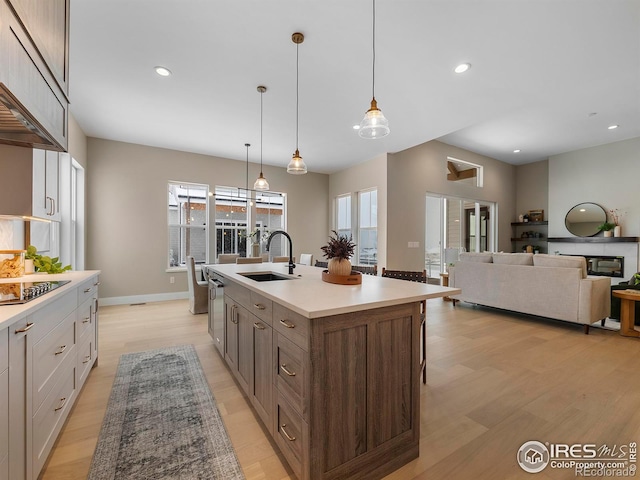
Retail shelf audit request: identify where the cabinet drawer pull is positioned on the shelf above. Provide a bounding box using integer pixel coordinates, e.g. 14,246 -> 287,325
15,322 -> 34,333
82,317 -> 90,324
253,322 -> 266,330
280,364 -> 296,376
254,303 -> 266,310
94,281 -> 101,286
84,288 -> 91,293
54,345 -> 67,355
83,355 -> 92,364
280,424 -> 296,442
54,397 -> 67,412
231,305 -> 238,324
279,319 -> 296,329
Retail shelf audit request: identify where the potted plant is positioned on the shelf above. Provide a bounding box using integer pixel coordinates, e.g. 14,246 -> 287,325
321,230 -> 356,276
25,245 -> 71,274
597,222 -> 616,237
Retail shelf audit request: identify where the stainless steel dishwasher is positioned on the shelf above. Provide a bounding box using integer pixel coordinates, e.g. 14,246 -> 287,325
208,272 -> 225,357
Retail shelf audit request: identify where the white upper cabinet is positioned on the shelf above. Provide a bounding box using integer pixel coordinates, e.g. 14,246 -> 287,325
32,149 -> 60,221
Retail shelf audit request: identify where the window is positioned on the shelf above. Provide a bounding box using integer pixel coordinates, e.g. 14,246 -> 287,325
446,157 -> 483,187
336,194 -> 352,239
168,182 -> 209,267
358,189 -> 377,265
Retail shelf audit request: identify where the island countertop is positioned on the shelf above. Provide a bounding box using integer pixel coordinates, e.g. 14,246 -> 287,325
207,262 -> 460,319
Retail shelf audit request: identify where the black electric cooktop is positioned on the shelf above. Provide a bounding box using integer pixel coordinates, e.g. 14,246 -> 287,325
0,280 -> 71,305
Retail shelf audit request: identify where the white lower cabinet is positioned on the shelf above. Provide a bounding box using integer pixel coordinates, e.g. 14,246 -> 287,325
4,272 -> 99,480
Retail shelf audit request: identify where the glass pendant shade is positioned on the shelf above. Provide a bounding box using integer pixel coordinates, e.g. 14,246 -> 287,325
359,97 -> 389,139
254,172 -> 269,190
287,149 -> 307,174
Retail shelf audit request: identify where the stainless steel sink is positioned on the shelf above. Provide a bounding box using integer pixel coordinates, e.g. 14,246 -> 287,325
238,272 -> 296,282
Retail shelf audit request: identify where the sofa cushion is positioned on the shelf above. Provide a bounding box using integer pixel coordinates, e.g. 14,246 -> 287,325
533,254 -> 587,278
459,252 -> 493,263
492,252 -> 534,266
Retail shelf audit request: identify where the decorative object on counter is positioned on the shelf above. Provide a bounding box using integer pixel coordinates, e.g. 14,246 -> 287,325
0,249 -> 25,277
321,269 -> 362,285
528,209 -> 544,222
523,213 -> 529,222
87,345 -> 245,480
26,244 -> 71,274
597,222 -> 615,237
518,214 -> 524,222
609,208 -> 625,237
614,225 -> 622,237
321,230 -> 356,276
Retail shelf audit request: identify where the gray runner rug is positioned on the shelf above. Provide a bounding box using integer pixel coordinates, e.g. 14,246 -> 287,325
88,344 -> 245,480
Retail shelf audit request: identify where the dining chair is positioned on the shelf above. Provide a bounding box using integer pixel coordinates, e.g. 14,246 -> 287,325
272,256 -> 295,263
236,257 -> 263,264
299,253 -> 313,266
218,253 -> 239,264
351,264 -> 378,276
314,260 -> 328,268
187,256 -> 208,315
381,268 -> 427,384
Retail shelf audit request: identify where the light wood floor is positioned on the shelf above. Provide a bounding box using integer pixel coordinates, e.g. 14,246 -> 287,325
40,299 -> 640,480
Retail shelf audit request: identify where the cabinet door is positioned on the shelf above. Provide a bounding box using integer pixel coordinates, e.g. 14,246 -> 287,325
235,305 -> 252,396
251,319 -> 272,433
32,149 -> 48,218
45,150 -> 59,220
0,328 -> 8,480
224,298 -> 238,372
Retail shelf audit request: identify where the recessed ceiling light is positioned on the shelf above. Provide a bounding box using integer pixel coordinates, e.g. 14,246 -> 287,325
513,149 -> 521,153
608,124 -> 619,130
454,63 -> 471,74
353,124 -> 361,130
154,66 -> 172,77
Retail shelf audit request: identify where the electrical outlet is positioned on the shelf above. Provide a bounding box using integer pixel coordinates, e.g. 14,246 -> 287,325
170,276 -> 175,284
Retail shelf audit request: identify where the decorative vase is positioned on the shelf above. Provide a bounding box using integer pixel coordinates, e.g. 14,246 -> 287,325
328,258 -> 352,276
614,225 -> 622,237
24,258 -> 34,274
251,242 -> 260,257
604,230 -> 613,237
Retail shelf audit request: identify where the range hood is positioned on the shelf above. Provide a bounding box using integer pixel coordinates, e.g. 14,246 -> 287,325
0,84 -> 63,151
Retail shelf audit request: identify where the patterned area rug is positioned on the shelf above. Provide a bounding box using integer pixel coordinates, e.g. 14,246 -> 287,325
88,345 -> 245,480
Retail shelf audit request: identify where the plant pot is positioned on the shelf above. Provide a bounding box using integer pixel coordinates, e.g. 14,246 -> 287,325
604,230 -> 613,237
251,242 -> 260,257
328,258 -> 352,276
614,225 -> 622,237
25,258 -> 34,274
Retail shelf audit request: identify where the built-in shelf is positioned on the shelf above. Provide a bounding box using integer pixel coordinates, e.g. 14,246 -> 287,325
548,237 -> 639,243
511,221 -> 548,226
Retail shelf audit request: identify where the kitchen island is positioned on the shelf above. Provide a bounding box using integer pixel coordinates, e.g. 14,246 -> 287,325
207,263 -> 459,480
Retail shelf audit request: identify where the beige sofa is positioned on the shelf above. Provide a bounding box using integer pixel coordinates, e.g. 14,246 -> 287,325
449,252 -> 610,333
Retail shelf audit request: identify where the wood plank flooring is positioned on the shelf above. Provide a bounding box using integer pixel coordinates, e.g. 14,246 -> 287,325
40,299 -> 640,480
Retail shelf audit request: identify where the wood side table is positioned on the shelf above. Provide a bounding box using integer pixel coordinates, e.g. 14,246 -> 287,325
612,290 -> 640,337
440,272 -> 451,302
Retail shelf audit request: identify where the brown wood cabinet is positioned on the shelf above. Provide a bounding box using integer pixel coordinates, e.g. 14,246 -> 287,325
217,277 -> 421,480
0,0 -> 69,150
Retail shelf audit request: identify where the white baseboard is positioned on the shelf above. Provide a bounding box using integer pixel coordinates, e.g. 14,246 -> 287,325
99,291 -> 189,306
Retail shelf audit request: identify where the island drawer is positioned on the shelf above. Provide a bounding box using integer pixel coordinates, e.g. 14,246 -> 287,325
225,281 -> 250,309
0,368 -> 7,479
273,303 -> 309,351
32,311 -> 76,412
77,275 -> 99,306
274,391 -> 308,480
29,289 -> 77,345
0,327 -> 7,372
250,291 -> 272,325
77,297 -> 94,341
274,333 -> 307,419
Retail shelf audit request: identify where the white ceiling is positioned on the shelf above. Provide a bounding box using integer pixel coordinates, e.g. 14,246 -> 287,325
69,0 -> 640,174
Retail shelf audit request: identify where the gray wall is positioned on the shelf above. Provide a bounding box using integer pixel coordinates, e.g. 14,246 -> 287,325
515,159 -> 548,221
549,137 -> 640,238
86,138 -> 329,299
387,140 -> 516,270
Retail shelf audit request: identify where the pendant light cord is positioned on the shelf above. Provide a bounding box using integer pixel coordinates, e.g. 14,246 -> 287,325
260,90 -> 264,173
296,42 -> 300,150
372,0 -> 376,99
245,143 -> 249,192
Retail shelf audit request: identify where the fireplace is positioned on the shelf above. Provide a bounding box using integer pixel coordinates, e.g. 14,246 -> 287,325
567,255 -> 624,278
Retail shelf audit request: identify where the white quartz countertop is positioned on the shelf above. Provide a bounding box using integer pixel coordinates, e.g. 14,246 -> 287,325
0,270 -> 100,329
208,263 -> 460,319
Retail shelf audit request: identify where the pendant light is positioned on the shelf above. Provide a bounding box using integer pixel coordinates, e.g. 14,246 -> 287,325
359,0 -> 389,139
287,32 -> 308,174
254,86 -> 269,191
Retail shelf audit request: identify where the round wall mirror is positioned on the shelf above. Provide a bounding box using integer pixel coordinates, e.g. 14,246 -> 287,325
565,202 -> 607,237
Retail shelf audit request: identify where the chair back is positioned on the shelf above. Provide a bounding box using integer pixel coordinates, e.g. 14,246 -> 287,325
236,257 -> 263,264
381,268 -> 427,283
314,260 -> 328,268
351,264 -> 378,276
186,256 -> 198,291
299,254 -> 313,266
272,256 -> 295,263
218,253 -> 240,264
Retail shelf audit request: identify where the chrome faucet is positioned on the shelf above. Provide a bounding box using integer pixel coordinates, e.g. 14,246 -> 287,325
266,230 -> 295,275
